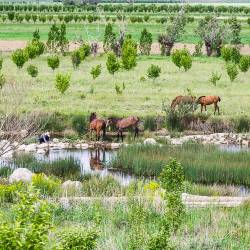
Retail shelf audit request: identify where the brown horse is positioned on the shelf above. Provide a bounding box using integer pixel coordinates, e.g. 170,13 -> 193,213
90,149 -> 105,170
89,112 -> 106,141
196,96 -> 221,115
107,116 -> 140,142
171,95 -> 196,112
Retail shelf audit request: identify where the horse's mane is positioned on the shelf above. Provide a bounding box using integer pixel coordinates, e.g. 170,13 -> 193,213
89,112 -> 97,122
197,96 -> 206,101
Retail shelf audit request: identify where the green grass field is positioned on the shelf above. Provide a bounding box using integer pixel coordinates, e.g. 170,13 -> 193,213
1,53 -> 250,118
0,20 -> 250,43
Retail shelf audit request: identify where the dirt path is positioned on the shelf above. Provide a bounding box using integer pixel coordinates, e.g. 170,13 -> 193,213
59,193 -> 250,208
1,40 -> 250,55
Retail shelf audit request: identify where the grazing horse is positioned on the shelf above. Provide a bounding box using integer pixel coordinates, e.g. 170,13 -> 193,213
107,116 -> 140,142
89,112 -> 106,141
196,96 -> 221,115
171,95 -> 196,112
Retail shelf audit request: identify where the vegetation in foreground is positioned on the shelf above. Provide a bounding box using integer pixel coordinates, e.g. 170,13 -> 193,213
110,143 -> 250,187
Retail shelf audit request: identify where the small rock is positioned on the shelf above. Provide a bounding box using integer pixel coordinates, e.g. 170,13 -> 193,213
9,168 -> 33,183
81,143 -> 89,149
143,138 -> 157,145
53,138 -> 59,143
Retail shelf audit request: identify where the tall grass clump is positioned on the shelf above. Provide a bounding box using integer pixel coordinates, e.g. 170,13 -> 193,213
110,144 -> 250,187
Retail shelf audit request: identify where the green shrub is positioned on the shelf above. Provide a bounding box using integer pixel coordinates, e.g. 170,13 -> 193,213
0,187 -> 52,248
71,114 -> 88,135
42,113 -> 67,132
55,73 -> 71,94
12,49 -> 28,69
172,49 -> 192,71
58,227 -> 99,250
221,47 -> 232,62
139,28 -> 152,55
106,52 -> 120,75
47,55 -> 60,71
231,47 -> 241,64
143,116 -> 157,131
90,64 -> 101,80
0,73 -> 5,89
0,182 -> 24,203
226,63 -> 238,82
27,64 -> 38,78
79,43 -> 91,60
31,40 -> 45,56
209,71 -> 221,86
239,56 -> 250,72
25,44 -> 38,59
32,173 -> 61,196
147,64 -> 161,81
121,37 -> 137,70
71,50 -> 81,69
221,46 -> 241,64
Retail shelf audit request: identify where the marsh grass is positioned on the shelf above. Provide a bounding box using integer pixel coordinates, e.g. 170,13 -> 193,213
110,144 -> 250,186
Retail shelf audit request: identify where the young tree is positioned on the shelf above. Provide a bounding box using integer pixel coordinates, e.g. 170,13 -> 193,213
172,49 -> 192,71
106,52 -> 120,75
239,56 -> 250,72
147,64 -> 161,81
55,73 -> 71,94
71,50 -> 81,69
158,7 -> 186,56
226,63 -> 238,82
139,28 -> 152,55
46,24 -> 69,54
12,49 -> 28,69
229,17 -> 241,45
47,55 -> 60,71
196,16 -> 229,56
103,23 -> 116,53
121,37 -> 137,70
90,64 -> 101,80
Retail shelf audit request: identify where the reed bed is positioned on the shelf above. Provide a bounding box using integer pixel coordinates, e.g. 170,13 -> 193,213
110,143 -> 250,187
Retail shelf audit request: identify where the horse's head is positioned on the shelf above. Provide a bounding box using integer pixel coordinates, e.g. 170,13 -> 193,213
106,117 -> 115,127
89,112 -> 97,122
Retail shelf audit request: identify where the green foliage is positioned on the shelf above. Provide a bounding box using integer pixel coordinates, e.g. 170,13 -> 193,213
147,64 -> 161,81
106,52 -> 120,75
0,187 -> 52,249
71,49 -> 81,69
47,55 -> 60,70
0,73 -> 5,89
209,71 -> 221,86
11,49 -> 28,69
32,173 -> 61,196
90,64 -> 101,80
58,227 -> 99,250
25,44 -> 38,59
0,182 -> 24,203
27,64 -> 38,78
229,17 -> 241,45
221,47 -> 232,62
139,28 -> 152,55
226,63 -> 238,82
46,23 -> 69,54
143,116 -> 157,131
55,73 -> 71,94
221,46 -> 241,64
103,23 -> 116,53
0,57 -> 3,71
79,43 -> 91,60
115,84 -> 123,94
247,18 -> 250,26
239,56 -> 250,72
172,49 -> 192,71
233,116 -> 250,133
71,114 -> 88,135
121,37 -> 137,70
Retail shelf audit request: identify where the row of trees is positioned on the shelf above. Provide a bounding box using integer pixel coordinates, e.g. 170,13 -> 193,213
1,3 -> 250,14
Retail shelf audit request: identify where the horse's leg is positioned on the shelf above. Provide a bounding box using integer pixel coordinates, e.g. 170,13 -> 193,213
121,131 -> 124,142
134,127 -> 139,139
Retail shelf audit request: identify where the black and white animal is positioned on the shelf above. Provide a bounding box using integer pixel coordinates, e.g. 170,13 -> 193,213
39,132 -> 50,144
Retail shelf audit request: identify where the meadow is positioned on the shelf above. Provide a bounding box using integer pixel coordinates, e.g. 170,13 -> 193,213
1,53 -> 250,119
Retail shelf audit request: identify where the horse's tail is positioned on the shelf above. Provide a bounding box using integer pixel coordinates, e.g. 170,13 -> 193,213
196,96 -> 205,104
218,96 -> 221,102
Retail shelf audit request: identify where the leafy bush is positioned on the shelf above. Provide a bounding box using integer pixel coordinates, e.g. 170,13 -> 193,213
32,173 -> 61,196
106,52 -> 120,75
172,49 -> 192,71
79,43 -> 91,60
139,28 -> 152,55
103,23 -> 116,53
239,56 -> 250,72
27,64 -> 38,78
221,47 -> 232,62
12,49 -> 28,69
90,64 -> 101,80
58,227 -> 99,250
0,187 -> 52,248
147,64 -> 161,81
25,44 -> 38,59
71,50 -> 81,69
71,114 -> 88,135
31,40 -> 45,56
55,73 -> 71,94
47,55 -> 60,71
0,182 -> 24,203
226,63 -> 238,82
221,46 -> 241,64
209,71 -> 221,86
121,37 -> 137,70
